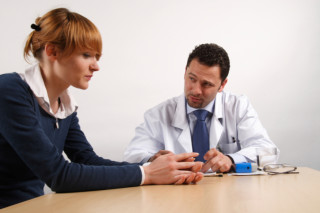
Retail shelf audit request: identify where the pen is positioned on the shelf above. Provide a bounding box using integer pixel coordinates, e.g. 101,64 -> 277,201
214,173 -> 223,177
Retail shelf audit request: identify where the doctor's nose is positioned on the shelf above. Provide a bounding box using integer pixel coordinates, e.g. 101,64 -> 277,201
192,83 -> 202,96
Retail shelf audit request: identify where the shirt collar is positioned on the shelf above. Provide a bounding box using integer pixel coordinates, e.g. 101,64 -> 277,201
21,64 -> 78,118
186,98 -> 215,114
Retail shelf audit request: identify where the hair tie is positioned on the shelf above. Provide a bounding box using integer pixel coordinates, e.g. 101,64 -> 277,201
31,23 -> 41,31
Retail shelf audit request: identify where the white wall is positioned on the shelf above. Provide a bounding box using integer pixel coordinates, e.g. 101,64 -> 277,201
1,0 -> 319,170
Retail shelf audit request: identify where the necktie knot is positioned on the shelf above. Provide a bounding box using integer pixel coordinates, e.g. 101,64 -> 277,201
193,110 -> 209,121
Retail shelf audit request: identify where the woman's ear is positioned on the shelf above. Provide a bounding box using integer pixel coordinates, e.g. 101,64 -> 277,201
44,43 -> 58,61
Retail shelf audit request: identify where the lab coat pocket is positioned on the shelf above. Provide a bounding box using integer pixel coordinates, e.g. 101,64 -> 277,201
219,142 -> 239,154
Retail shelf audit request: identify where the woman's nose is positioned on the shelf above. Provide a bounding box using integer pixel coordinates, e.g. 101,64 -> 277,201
90,61 -> 99,72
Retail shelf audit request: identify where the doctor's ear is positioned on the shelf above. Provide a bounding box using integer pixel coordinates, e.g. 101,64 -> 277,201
218,78 -> 228,92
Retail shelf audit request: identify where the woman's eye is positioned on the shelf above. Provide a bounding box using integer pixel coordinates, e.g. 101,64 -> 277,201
83,53 -> 91,58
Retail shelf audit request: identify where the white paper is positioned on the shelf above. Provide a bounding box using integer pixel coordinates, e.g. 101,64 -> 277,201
228,171 -> 266,176
203,172 -> 218,177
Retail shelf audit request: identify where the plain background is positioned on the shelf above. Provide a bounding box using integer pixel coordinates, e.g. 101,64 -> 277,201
1,0 -> 319,174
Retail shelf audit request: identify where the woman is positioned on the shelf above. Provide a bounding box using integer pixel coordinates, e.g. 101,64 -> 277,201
0,8 -> 203,208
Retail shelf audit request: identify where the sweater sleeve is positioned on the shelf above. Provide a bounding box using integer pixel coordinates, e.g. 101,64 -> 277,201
0,74 -> 142,193
64,113 -> 140,167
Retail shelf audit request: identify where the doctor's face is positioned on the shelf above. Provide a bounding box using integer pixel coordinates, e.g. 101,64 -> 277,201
184,59 -> 227,108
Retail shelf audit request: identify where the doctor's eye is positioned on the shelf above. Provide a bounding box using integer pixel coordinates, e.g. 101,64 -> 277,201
189,76 -> 196,82
202,82 -> 214,88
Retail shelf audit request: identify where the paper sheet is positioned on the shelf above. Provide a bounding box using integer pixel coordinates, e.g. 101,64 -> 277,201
228,171 -> 266,176
204,172 -> 219,177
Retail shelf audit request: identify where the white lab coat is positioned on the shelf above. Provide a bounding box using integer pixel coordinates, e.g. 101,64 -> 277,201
124,91 -> 279,164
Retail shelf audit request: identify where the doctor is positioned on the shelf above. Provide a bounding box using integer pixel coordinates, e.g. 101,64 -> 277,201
124,43 -> 279,173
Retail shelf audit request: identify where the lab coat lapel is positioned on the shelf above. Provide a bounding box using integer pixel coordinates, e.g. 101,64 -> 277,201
171,95 -> 193,153
209,92 -> 223,148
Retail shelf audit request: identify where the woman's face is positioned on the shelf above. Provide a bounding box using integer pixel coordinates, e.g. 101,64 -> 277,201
54,49 -> 100,90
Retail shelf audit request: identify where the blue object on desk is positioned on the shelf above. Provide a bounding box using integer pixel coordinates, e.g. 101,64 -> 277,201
235,163 -> 257,173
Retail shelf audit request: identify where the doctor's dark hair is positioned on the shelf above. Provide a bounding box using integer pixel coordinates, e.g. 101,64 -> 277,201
186,43 -> 230,82
24,8 -> 102,62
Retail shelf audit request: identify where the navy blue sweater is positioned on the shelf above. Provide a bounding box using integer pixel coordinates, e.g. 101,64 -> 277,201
0,73 -> 142,208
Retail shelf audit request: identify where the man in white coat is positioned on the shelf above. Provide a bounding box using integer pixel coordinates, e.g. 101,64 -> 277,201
124,43 -> 279,173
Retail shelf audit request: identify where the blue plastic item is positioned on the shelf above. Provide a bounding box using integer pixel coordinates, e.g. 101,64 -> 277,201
235,163 -> 257,173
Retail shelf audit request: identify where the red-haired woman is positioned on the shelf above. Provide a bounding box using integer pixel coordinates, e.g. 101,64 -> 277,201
0,8 -> 203,208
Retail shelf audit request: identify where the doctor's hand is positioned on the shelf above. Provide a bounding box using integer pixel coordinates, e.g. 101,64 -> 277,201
201,148 -> 233,173
148,150 -> 173,162
143,152 -> 203,185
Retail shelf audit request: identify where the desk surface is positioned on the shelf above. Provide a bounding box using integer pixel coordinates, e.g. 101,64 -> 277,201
1,167 -> 320,213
